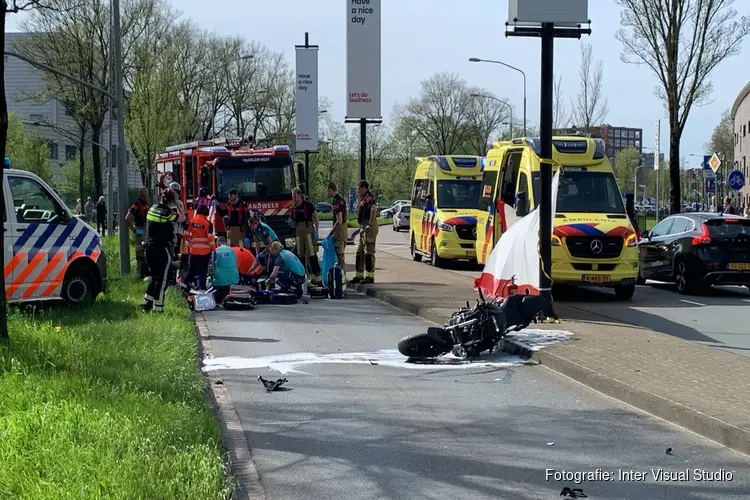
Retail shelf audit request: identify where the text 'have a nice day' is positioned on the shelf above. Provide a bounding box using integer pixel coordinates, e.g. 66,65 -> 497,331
350,0 -> 374,25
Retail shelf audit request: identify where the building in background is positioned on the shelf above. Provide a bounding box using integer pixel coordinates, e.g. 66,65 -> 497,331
731,80 -> 750,206
640,152 -> 665,169
4,32 -> 142,201
552,124 -> 643,159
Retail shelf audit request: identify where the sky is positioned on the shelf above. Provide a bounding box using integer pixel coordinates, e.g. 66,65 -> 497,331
7,0 -> 750,169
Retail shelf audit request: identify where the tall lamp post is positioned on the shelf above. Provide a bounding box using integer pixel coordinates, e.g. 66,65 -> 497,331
470,93 -> 513,138
469,57 -> 527,136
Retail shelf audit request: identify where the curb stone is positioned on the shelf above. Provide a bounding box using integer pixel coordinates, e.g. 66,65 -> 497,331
195,315 -> 267,500
351,283 -> 750,456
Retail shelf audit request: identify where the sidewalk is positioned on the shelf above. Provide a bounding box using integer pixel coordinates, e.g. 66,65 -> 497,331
345,247 -> 750,456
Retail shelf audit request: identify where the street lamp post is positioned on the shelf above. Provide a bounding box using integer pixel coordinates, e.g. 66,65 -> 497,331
469,57 -> 526,136
470,93 -> 513,139
633,164 -> 645,203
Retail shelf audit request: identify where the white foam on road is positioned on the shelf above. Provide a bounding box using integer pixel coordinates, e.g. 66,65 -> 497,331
202,329 -> 572,374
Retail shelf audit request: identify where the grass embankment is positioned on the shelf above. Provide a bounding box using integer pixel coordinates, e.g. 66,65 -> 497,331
318,212 -> 390,228
0,237 -> 231,499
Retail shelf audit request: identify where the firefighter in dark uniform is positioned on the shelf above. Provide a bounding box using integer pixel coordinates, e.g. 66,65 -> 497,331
352,180 -> 378,284
125,186 -> 150,279
141,189 -> 179,313
327,182 -> 348,267
216,188 -> 248,247
291,187 -> 322,282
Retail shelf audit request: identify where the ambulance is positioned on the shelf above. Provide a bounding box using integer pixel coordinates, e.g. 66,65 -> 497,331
409,155 -> 484,267
475,137 -> 639,300
3,161 -> 106,306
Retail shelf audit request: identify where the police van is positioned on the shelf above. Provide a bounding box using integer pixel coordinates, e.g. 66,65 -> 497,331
3,160 -> 106,305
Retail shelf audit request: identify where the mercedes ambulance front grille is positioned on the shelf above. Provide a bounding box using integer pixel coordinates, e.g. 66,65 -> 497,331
565,236 -> 623,259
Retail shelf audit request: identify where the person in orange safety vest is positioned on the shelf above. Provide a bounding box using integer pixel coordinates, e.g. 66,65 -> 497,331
184,205 -> 215,290
234,246 -> 263,285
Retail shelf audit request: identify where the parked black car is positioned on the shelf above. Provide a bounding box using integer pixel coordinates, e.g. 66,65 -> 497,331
315,202 -> 332,213
637,213 -> 750,294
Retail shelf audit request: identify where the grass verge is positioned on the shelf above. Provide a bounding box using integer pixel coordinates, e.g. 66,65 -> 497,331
0,236 -> 232,499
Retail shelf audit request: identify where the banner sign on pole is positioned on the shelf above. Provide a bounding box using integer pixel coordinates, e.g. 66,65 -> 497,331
295,45 -> 319,151
654,120 -> 660,171
348,186 -> 356,212
346,0 -> 381,119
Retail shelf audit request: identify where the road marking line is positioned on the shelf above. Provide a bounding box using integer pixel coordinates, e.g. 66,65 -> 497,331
680,299 -> 706,306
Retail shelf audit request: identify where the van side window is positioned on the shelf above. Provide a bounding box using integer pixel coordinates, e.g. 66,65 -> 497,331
517,172 -> 530,203
412,179 -> 425,208
425,180 -> 435,211
7,176 -> 65,224
500,151 -> 522,206
478,171 -> 498,210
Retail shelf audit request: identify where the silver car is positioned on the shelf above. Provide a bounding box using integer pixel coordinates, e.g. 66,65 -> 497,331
392,204 -> 410,231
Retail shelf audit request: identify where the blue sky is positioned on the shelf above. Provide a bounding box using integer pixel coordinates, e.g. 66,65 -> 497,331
7,0 -> 749,168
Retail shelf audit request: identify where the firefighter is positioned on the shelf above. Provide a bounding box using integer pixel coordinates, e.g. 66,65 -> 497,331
184,205 -> 215,290
141,189 -> 179,313
217,188 -> 248,247
167,181 -> 187,253
291,187 -> 322,282
327,182 -> 348,267
125,186 -> 150,280
352,180 -> 378,285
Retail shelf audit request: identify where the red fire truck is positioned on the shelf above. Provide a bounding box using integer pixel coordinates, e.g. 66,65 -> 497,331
154,138 -> 302,244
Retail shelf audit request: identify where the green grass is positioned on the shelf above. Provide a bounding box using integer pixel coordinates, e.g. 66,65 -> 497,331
0,237 -> 232,499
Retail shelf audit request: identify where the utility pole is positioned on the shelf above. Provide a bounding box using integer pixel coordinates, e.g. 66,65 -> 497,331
113,0 -> 130,274
106,4 -> 114,235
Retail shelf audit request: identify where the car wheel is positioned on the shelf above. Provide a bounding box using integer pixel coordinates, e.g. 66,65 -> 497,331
430,239 -> 445,268
411,234 -> 422,262
61,265 -> 97,306
614,284 -> 636,300
674,258 -> 702,295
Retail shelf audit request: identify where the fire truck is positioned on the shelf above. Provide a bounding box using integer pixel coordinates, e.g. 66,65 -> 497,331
154,138 -> 303,244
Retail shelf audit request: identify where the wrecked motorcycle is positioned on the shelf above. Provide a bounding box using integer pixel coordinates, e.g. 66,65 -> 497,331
397,290 -> 546,360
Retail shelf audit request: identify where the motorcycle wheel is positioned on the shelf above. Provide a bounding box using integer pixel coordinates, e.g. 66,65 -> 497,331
398,333 -> 451,359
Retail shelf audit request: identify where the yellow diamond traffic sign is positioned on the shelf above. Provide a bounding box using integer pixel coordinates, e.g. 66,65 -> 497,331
709,153 -> 721,173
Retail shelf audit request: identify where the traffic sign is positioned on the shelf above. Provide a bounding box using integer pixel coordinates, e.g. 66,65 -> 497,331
705,177 -> 715,194
703,169 -> 715,179
708,153 -> 721,173
727,169 -> 745,191
703,155 -> 712,171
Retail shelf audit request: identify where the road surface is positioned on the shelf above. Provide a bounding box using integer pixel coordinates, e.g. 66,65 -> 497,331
202,295 -> 750,500
377,226 -> 750,358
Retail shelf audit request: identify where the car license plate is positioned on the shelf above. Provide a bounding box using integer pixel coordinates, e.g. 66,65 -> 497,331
728,263 -> 750,270
466,250 -> 475,257
582,274 -> 610,283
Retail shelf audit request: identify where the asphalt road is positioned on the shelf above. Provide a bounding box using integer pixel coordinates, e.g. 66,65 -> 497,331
202,296 -> 750,500
377,226 -> 750,358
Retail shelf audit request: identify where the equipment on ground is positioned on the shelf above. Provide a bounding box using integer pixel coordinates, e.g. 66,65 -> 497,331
397,290 -> 546,360
327,264 -> 347,299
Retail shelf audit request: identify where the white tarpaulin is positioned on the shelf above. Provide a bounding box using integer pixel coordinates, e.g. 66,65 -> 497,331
295,46 -> 319,151
346,0 -> 381,118
474,169 -> 561,299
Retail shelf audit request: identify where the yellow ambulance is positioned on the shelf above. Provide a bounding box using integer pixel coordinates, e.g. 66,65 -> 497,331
475,136 -> 639,300
410,155 -> 484,267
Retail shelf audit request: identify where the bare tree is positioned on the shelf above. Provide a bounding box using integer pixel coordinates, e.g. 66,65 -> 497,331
256,53 -> 295,146
1,0 -> 60,340
464,89 -> 509,155
616,0 -> 749,214
394,72 -> 475,155
570,43 -> 609,135
553,73 -> 568,129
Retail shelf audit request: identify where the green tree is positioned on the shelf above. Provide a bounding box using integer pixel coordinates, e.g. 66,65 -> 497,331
706,109 -> 734,166
5,112 -> 53,182
613,147 -> 641,193
55,153 -> 96,208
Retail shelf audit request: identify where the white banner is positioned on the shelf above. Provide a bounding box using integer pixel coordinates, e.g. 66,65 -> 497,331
346,0 -> 381,119
654,119 -> 660,171
295,47 -> 319,151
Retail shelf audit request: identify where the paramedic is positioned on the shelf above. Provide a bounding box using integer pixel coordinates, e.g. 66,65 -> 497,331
141,189 -> 178,313
245,213 -> 279,273
217,188 -> 248,247
268,241 -> 306,297
125,186 -> 150,279
327,182 -> 348,266
234,246 -> 263,284
167,181 -> 187,253
291,187 -> 321,282
212,236 -> 240,303
352,180 -> 378,284
184,205 -> 215,290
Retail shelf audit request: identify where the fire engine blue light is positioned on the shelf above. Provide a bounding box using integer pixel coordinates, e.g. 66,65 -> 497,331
4,157 -> 10,168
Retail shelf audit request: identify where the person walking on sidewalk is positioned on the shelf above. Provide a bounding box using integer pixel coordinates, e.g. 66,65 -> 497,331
291,187 -> 322,283
352,180 -> 378,284
141,189 -> 179,313
217,188 -> 248,247
184,205 -> 215,290
327,182 -> 348,267
95,196 -> 107,235
126,187 -> 151,279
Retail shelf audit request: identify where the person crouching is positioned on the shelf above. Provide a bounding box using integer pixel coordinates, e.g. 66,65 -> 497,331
234,245 -> 263,285
212,236 -> 239,303
184,205 -> 215,290
267,241 -> 306,297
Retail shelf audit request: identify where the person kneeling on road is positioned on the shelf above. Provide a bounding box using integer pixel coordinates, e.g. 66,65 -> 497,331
142,189 -> 179,313
212,236 -> 240,303
352,180 -> 378,285
245,213 -> 279,274
234,245 -> 263,285
267,241 -> 306,298
184,205 -> 215,290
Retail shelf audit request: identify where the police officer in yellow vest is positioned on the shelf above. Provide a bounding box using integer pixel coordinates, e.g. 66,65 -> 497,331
351,180 -> 378,284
